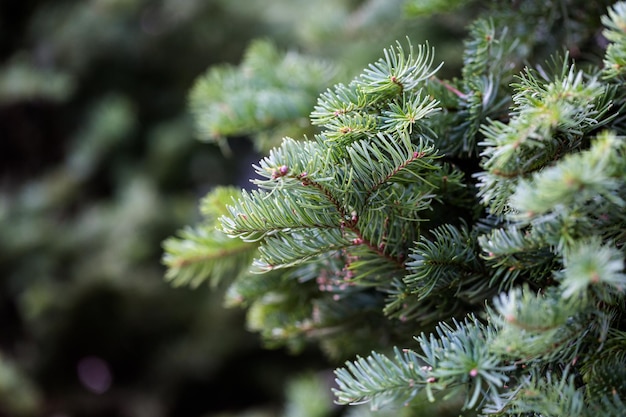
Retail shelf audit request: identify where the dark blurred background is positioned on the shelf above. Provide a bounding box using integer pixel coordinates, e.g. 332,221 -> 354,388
0,1 -> 466,416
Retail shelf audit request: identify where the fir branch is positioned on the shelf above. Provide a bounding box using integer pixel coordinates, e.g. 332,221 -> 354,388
485,369 -> 583,415
251,137 -> 337,190
404,224 -> 485,300
311,40 -> 442,146
448,75 -> 508,156
416,317 -> 513,409
162,186 -> 258,288
310,83 -> 368,126
435,18 -> 518,157
483,369 -> 586,417
199,186 -> 246,222
591,394 -> 626,417
462,18 -> 502,81
334,316 -> 513,411
509,132 -> 626,218
253,229 -> 353,272
488,286 -> 588,363
582,329 -> 626,400
162,225 -> 257,288
345,133 -> 438,198
353,185 -> 433,264
380,91 -> 440,134
556,237 -> 626,301
223,269 -> 286,307
345,242 -> 407,278
333,347 -> 428,409
478,225 -> 557,290
165,3 -> 626,414
494,131 -> 626,256
430,77 -> 467,99
220,188 -> 343,242
323,112 -> 380,145
476,55 -> 616,216
383,279 -> 467,325
295,170 -> 407,268
602,1 -> 626,80
220,136 -> 426,271
355,40 -> 442,101
245,282 -> 317,352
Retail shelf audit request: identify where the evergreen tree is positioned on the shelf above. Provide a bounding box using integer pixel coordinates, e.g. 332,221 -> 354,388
165,0 -> 626,415
3,0 -> 401,415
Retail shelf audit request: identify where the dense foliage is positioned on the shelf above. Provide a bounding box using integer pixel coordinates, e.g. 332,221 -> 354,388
1,1 -> 430,416
165,1 -> 626,416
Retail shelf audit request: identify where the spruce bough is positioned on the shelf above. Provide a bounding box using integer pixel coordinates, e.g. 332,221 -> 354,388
164,1 -> 626,415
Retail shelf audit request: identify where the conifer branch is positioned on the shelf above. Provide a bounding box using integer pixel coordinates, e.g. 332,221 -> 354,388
430,77 -> 467,99
296,173 -> 405,269
333,347 -> 426,409
482,369 -> 586,416
163,187 -> 258,288
356,40 -> 442,100
348,134 -> 437,198
509,131 -> 626,219
163,226 -> 258,288
384,279 -> 467,324
477,57 -> 616,214
334,316 -> 514,411
165,3 -> 626,413
603,2 -> 626,79
404,224 -> 485,300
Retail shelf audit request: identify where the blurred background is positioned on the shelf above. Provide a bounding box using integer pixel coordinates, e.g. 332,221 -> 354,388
0,1 -> 466,416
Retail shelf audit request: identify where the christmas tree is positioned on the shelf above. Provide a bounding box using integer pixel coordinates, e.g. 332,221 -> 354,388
165,0 -> 626,415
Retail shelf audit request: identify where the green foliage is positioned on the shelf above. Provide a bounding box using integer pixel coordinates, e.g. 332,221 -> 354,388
283,373 -> 334,417
165,0 -> 626,416
404,0 -> 467,16
163,187 -> 258,288
404,224 -> 487,302
334,317 -> 511,411
603,1 -> 626,79
189,40 -> 339,152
